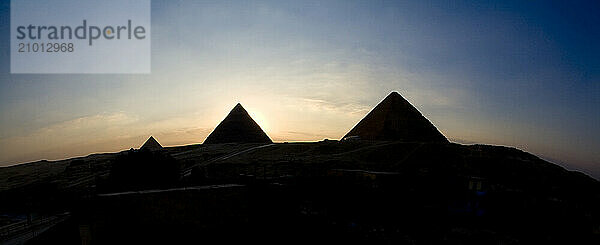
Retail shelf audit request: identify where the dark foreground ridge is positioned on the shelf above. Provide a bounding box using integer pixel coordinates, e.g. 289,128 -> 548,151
0,92 -> 598,244
345,91 -> 448,142
204,103 -> 272,144
2,142 -> 598,244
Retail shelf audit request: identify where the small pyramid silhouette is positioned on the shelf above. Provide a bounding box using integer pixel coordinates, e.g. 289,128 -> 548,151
204,103 -> 272,144
344,91 -> 448,142
140,136 -> 163,151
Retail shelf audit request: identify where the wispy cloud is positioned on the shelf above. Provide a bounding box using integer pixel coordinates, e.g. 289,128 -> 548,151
298,98 -> 370,115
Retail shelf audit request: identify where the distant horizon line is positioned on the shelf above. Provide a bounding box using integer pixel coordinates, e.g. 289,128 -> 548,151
0,137 -> 593,179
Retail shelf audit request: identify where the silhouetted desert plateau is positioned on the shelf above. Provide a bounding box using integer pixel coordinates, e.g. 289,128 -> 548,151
1,92 -> 598,244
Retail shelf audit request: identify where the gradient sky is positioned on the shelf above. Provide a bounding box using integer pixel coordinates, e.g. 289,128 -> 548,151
0,0 -> 598,178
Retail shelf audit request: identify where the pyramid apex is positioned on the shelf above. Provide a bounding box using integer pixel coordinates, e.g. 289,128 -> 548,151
343,92 -> 447,142
140,135 -> 163,150
233,103 -> 245,111
386,91 -> 403,99
204,104 -> 272,144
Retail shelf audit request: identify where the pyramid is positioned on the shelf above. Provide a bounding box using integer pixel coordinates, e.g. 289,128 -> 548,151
344,91 -> 448,142
204,103 -> 272,144
140,136 -> 163,151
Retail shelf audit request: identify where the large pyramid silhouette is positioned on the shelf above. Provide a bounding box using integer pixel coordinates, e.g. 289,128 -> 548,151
140,136 -> 163,151
344,91 -> 448,142
204,103 -> 272,144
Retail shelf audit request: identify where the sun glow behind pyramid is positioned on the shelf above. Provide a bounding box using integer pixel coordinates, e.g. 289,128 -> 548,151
247,110 -> 270,135
204,103 -> 272,144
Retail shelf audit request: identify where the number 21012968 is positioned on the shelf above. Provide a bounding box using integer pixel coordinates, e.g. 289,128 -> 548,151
18,42 -> 74,53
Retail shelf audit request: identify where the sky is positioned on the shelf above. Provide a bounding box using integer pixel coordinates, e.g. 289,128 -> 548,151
0,0 -> 598,179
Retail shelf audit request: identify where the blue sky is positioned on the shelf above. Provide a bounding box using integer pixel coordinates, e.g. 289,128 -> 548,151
0,0 -> 598,178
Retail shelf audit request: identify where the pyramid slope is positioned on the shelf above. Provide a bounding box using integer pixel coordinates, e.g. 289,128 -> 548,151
344,92 -> 448,142
140,136 -> 163,150
204,103 -> 272,144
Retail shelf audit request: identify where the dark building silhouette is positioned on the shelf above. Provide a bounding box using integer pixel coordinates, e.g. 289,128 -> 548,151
344,91 -> 448,142
204,103 -> 272,144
